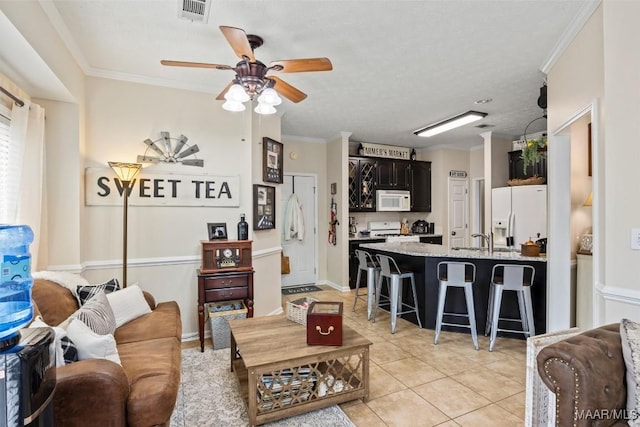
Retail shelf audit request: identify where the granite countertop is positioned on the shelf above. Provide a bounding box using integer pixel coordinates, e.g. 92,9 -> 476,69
349,234 -> 443,241
359,241 -> 547,262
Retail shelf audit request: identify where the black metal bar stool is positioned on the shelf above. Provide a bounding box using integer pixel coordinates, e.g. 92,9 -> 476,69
372,253 -> 422,334
434,261 -> 478,350
352,249 -> 380,320
485,264 -> 536,351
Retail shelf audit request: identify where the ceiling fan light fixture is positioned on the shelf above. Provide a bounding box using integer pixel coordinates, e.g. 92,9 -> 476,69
257,88 -> 282,106
222,100 -> 246,112
254,102 -> 277,115
414,111 -> 488,138
225,83 -> 251,103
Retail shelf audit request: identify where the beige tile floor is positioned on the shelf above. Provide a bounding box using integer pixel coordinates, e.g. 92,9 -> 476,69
282,285 -> 527,427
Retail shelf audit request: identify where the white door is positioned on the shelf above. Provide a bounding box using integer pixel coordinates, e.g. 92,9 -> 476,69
448,177 -> 468,248
280,174 -> 317,287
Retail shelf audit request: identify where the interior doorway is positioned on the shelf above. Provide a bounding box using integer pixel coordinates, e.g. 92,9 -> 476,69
448,177 -> 469,248
548,100 -> 599,331
280,174 -> 317,287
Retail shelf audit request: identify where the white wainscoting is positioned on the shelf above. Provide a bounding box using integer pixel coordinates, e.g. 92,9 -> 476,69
596,282 -> 640,324
44,246 -> 285,341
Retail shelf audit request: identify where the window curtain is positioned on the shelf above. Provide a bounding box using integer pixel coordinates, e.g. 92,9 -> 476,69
16,103 -> 46,269
3,96 -> 46,269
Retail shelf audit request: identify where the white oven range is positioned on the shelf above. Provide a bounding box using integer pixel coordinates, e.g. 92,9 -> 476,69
368,221 -> 420,243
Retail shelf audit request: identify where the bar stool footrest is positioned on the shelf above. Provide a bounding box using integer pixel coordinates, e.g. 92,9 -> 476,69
440,322 -> 473,330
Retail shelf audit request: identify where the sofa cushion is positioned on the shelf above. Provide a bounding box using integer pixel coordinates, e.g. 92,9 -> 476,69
115,301 -> 182,344
118,337 -> 181,427
106,284 -> 151,327
76,278 -> 120,306
73,291 -> 117,335
621,318 -> 640,421
32,279 -> 80,326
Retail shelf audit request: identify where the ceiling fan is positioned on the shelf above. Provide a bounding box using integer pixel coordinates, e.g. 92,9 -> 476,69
161,26 -> 332,112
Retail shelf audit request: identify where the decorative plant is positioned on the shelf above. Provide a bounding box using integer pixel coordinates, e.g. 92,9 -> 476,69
521,136 -> 547,173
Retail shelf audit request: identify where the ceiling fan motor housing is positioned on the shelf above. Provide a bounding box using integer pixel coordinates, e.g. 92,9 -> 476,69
236,60 -> 268,98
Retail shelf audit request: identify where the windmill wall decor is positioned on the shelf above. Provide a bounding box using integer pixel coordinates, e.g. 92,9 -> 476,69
137,132 -> 203,167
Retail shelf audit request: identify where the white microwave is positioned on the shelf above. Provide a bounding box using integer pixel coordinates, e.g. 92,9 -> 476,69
376,190 -> 411,211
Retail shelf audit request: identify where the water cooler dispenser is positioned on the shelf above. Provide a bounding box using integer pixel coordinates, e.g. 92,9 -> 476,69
0,225 -> 56,427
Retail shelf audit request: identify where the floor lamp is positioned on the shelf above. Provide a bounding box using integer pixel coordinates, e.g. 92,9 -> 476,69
108,161 -> 142,288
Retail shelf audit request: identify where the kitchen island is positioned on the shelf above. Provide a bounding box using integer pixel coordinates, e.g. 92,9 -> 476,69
360,242 -> 547,337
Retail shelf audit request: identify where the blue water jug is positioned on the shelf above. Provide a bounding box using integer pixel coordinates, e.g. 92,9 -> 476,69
0,224 -> 34,351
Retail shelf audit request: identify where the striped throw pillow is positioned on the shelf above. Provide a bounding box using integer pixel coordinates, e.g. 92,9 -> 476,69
73,291 -> 117,335
76,278 -> 120,306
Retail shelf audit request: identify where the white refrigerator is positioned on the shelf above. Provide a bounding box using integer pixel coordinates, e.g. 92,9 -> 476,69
491,185 -> 547,248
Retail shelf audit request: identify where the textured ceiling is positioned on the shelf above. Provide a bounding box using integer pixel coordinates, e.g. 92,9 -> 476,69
44,0 -> 587,149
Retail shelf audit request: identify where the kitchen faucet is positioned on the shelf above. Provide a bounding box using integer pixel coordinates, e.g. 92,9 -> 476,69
471,232 -> 494,254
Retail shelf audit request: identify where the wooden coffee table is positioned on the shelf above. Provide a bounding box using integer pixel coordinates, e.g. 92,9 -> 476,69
228,315 -> 371,426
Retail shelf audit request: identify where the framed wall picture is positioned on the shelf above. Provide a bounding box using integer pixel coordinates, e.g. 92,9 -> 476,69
263,137 -> 283,184
253,184 -> 276,230
207,223 -> 228,240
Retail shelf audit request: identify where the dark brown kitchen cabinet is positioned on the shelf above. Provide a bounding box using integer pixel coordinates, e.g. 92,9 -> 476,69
410,161 -> 431,212
376,159 -> 411,190
348,157 -> 376,212
508,149 -> 547,180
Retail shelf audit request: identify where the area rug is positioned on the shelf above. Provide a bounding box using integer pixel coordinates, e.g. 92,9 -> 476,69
170,346 -> 355,427
281,285 -> 323,295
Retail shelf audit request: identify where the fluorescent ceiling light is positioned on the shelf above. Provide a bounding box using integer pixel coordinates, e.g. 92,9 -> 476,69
414,111 -> 487,137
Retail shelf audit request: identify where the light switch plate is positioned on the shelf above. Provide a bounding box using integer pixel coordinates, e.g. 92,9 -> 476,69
631,228 -> 640,250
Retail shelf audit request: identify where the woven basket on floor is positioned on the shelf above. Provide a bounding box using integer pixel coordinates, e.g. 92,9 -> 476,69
286,297 -> 318,325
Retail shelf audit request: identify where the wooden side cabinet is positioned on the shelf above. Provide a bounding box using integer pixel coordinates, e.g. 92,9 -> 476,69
197,269 -> 254,352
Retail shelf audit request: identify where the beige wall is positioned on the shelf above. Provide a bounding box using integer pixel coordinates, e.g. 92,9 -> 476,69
78,77 -> 282,334
326,132 -> 350,290
422,147 -> 471,246
600,0 -> 640,321
549,2 -> 640,325
281,136 -> 329,283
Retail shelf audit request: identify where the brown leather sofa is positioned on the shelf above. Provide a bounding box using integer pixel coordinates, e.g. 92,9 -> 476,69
536,323 -> 628,427
32,278 -> 182,427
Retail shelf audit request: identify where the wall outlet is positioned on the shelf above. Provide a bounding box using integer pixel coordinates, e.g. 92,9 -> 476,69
631,228 -> 640,250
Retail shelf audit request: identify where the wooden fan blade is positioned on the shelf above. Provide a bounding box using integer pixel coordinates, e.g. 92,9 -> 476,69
219,26 -> 255,62
161,60 -> 233,70
268,58 -> 333,73
268,76 -> 307,103
216,82 -> 234,100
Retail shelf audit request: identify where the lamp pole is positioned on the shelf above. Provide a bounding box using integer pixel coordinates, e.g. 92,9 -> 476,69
121,179 -> 131,287
108,162 -> 142,288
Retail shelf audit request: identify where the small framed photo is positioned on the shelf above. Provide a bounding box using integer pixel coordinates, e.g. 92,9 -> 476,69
263,137 -> 283,184
207,223 -> 228,240
253,184 -> 276,230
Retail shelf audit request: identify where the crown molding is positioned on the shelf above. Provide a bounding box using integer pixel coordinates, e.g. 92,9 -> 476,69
281,134 -> 327,144
38,0 -> 90,73
540,0 -> 601,74
424,144 -> 472,152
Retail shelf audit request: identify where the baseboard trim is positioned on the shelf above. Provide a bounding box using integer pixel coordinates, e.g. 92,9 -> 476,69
318,279 -> 351,292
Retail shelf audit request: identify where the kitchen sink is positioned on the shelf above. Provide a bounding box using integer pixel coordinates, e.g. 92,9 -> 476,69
451,246 -> 519,253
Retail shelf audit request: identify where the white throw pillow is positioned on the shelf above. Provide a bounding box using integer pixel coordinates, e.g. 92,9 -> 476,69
105,284 -> 152,328
66,318 -> 121,365
620,318 -> 640,426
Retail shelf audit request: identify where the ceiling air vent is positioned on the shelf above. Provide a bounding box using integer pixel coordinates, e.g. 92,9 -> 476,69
475,124 -> 494,129
178,0 -> 211,23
